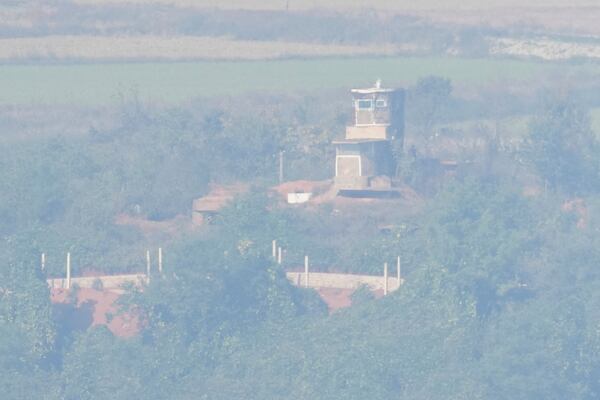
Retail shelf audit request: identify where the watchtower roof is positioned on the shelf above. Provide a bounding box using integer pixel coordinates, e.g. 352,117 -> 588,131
351,79 -> 396,94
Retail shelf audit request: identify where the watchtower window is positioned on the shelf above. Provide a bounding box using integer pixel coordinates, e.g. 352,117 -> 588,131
357,99 -> 373,110
376,99 -> 387,108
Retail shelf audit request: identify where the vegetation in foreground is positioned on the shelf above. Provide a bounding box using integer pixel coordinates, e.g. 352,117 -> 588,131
4,72 -> 600,399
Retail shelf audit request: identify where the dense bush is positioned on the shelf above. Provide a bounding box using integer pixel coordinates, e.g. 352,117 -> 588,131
4,77 -> 600,399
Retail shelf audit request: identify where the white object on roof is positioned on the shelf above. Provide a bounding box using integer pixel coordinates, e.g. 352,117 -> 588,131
287,192 -> 312,204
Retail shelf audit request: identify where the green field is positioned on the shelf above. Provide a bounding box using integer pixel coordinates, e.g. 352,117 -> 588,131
2,56 -> 597,106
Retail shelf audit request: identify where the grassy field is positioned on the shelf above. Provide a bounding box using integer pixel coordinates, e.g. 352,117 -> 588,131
2,56 -> 597,106
0,36 -> 403,62
69,0 -> 600,36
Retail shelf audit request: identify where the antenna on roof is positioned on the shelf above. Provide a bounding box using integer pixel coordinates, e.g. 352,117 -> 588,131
375,79 -> 382,89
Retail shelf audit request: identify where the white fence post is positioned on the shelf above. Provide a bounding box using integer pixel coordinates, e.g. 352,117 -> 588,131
146,250 -> 151,283
304,255 -> 309,288
158,247 -> 163,274
66,252 -> 71,290
383,262 -> 388,296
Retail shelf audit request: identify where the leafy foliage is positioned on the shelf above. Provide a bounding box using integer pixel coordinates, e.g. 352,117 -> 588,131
525,100 -> 600,194
5,85 -> 600,400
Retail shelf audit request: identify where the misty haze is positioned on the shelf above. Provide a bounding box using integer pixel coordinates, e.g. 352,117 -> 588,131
2,1 -> 600,399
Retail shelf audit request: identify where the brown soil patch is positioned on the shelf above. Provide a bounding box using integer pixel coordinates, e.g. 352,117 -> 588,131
193,183 -> 249,213
317,288 -> 354,312
316,287 -> 386,312
51,288 -> 139,337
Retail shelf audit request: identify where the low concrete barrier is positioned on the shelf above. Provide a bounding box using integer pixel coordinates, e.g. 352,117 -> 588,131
47,274 -> 147,290
286,271 -> 402,292
47,270 -> 401,295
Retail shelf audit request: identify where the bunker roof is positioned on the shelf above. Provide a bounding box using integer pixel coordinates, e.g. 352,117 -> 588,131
332,138 -> 388,145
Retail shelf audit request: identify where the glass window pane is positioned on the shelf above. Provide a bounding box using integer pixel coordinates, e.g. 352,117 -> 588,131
357,99 -> 373,109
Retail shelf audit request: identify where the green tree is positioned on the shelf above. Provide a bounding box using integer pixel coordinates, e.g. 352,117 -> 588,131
0,244 -> 59,399
524,100 -> 600,194
61,328 -> 150,400
0,323 -> 59,400
415,179 -> 537,316
407,76 -> 453,141
0,246 -> 56,359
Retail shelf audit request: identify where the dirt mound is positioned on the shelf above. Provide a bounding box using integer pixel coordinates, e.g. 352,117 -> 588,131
193,183 -> 249,212
316,287 -> 386,313
395,184 -> 422,203
316,288 -> 354,312
115,213 -> 193,238
51,288 -> 139,337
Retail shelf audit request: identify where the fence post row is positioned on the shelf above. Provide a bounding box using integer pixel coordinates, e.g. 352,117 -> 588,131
44,245 -> 402,294
43,247 -> 163,290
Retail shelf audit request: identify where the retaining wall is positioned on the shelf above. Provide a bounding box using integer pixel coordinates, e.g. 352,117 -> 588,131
47,274 -> 147,290
286,271 -> 402,292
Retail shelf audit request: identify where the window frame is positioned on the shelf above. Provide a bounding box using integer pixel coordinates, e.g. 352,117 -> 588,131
356,99 -> 373,110
375,98 -> 387,108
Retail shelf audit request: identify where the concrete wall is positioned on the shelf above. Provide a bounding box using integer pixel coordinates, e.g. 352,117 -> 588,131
345,125 -> 389,140
47,274 -> 147,291
334,175 -> 369,189
48,271 -> 401,295
286,271 -> 402,292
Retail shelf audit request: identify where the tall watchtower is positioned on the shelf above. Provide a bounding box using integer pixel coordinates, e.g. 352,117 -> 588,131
333,80 -> 405,192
